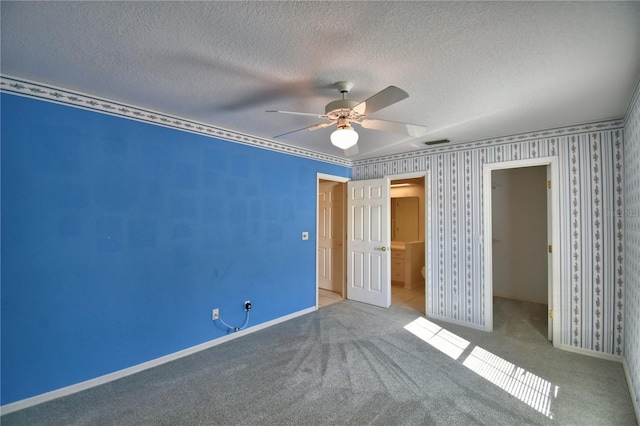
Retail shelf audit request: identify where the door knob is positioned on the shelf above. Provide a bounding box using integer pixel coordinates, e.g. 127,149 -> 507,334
375,246 -> 388,251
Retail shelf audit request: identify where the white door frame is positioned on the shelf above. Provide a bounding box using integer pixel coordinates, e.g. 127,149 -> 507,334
316,173 -> 350,308
386,171 -> 429,313
482,157 -> 560,347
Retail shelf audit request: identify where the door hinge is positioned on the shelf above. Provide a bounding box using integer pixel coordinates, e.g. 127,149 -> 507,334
547,180 -> 551,189
548,244 -> 552,253
549,309 -> 553,319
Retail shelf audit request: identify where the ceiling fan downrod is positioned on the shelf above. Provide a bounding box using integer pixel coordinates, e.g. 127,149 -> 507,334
336,81 -> 354,96
325,82 -> 359,117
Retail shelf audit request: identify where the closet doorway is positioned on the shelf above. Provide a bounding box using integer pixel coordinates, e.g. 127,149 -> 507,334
483,157 -> 560,347
491,166 -> 549,340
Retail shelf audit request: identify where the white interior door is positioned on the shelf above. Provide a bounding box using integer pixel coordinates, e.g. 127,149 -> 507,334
318,181 -> 343,293
347,178 -> 391,308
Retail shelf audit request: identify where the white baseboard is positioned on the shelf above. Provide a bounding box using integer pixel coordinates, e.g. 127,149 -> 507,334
426,312 -> 487,331
493,293 -> 547,305
623,358 -> 640,425
557,343 -> 624,362
423,316 -> 628,364
0,306 -> 316,416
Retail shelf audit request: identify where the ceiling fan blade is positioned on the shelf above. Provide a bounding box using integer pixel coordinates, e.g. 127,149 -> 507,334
352,86 -> 409,116
359,118 -> 428,137
266,110 -> 327,119
273,121 -> 335,138
308,122 -> 335,131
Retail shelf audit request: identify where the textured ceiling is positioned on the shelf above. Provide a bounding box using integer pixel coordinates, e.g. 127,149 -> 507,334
2,1 -> 639,160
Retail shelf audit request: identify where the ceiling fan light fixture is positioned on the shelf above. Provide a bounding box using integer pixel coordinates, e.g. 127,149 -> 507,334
331,120 -> 359,149
270,83 -> 428,155
331,126 -> 358,149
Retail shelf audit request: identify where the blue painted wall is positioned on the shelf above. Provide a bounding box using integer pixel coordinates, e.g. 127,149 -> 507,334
0,93 -> 350,405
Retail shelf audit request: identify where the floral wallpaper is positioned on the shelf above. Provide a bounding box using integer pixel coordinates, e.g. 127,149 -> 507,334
353,123 -> 626,356
623,80 -> 640,413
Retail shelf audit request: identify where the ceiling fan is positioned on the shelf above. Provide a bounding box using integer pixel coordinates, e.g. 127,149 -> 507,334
267,81 -> 428,154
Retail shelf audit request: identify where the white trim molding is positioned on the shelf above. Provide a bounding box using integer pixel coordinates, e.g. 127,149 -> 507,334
316,172 -> 351,308
623,358 -> 640,424
317,173 -> 350,183
0,75 -> 351,167
0,307 -> 316,416
426,313 -> 488,332
558,344 -> 624,363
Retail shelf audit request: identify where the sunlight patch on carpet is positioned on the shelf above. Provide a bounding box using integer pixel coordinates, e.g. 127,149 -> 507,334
404,317 -> 558,419
462,346 -> 558,418
403,317 -> 470,360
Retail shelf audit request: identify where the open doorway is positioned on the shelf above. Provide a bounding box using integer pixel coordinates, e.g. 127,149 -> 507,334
317,175 -> 348,308
491,166 -> 549,340
389,177 -> 426,314
483,156 -> 560,347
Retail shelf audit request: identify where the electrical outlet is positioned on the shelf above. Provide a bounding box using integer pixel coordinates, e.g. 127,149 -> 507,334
244,300 -> 252,311
212,308 -> 219,320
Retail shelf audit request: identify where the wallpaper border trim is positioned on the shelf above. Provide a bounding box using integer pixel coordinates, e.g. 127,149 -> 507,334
1,75 -> 627,169
354,120 -> 624,166
0,75 -> 351,167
